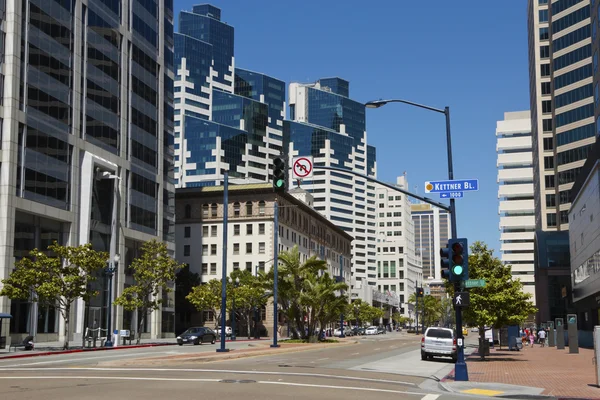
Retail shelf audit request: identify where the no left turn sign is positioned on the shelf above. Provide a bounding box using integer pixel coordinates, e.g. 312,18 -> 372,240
292,156 -> 313,180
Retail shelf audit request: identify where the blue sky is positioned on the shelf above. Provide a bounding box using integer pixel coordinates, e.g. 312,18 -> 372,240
176,0 -> 530,255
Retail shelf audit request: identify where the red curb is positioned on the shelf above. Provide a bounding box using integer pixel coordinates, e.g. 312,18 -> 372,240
0,338 -> 269,361
0,343 -> 174,360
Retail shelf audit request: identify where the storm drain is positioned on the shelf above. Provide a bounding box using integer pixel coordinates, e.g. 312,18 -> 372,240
219,379 -> 256,384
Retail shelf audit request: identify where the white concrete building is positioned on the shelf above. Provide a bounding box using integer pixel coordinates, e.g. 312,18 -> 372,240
496,111 -> 536,303
375,175 -> 423,317
411,203 -> 452,280
286,78 -> 378,302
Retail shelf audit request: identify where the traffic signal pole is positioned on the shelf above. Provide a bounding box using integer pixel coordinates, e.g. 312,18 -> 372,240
445,107 -> 468,381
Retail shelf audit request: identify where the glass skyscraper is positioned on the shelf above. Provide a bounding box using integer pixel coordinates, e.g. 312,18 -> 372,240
0,0 -> 175,344
286,78 -> 378,299
174,5 -> 286,187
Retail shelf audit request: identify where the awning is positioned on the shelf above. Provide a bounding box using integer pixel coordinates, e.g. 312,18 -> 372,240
0,313 -> 13,319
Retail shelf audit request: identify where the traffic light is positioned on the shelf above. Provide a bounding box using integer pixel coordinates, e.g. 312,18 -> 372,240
449,238 -> 468,281
416,287 -> 424,297
440,243 -> 451,280
273,157 -> 286,192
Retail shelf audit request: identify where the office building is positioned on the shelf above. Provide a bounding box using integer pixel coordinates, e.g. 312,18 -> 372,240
528,0 -> 596,232
175,184 -> 353,331
174,5 -> 286,188
569,139 -> 599,331
0,0 -> 176,345
285,77 -> 378,301
496,111 -> 536,303
375,176 -> 423,318
411,203 -> 451,280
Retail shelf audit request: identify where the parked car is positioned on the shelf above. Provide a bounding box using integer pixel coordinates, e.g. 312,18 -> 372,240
177,327 -> 217,345
365,326 -> 378,335
377,326 -> 387,335
353,327 -> 365,336
214,326 -> 232,337
471,327 -> 479,332
333,327 -> 353,337
421,327 -> 456,362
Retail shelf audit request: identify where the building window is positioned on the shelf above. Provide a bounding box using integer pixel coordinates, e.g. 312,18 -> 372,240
541,82 -> 551,95
233,243 -> 239,254
542,119 -> 552,132
544,156 -> 554,170
547,213 -> 557,227
233,262 -> 239,271
543,137 -> 554,150
259,223 -> 265,234
183,245 -> 190,256
545,175 -> 555,188
184,226 -> 191,238
259,242 -> 265,254
203,226 -> 209,236
541,64 -> 550,77
542,100 -> 552,114
546,194 -> 556,207
379,194 -> 384,198
246,243 -> 252,254
211,244 -> 217,255
540,45 -> 549,59
202,245 -> 208,256
184,204 -> 191,218
211,226 -> 217,236
259,200 -> 266,215
210,263 -> 217,274
234,224 -> 240,235
201,263 -> 208,274
539,9 -> 548,23
246,262 -> 252,271
202,204 -> 209,218
234,202 -> 240,217
211,203 -> 217,217
390,261 -> 396,278
246,224 -> 253,235
539,27 -> 549,41
246,201 -> 253,215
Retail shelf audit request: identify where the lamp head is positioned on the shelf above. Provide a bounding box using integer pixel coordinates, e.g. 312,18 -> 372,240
365,99 -> 388,109
235,277 -> 240,284
114,254 -> 120,263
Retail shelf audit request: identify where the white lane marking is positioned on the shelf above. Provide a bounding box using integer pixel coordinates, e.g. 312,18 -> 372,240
374,348 -> 380,351
0,367 -> 417,386
0,376 -> 220,383
0,351 -> 170,367
0,376 -> 433,396
261,380 -> 427,395
389,345 -> 396,348
316,357 -> 329,361
351,352 -> 359,355
421,395 -> 439,400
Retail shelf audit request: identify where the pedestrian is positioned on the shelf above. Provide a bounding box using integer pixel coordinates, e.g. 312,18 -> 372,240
538,328 -> 546,347
529,331 -> 535,347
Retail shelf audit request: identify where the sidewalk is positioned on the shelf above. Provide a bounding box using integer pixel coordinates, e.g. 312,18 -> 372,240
441,344 -> 600,399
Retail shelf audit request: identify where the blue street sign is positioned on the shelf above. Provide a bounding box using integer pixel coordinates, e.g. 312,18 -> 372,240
425,179 -> 479,193
440,192 -> 463,199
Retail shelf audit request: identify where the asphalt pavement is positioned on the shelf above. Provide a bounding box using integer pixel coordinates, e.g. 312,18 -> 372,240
0,332 -> 519,399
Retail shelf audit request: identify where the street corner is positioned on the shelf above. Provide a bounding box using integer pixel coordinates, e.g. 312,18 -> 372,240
439,381 -> 548,398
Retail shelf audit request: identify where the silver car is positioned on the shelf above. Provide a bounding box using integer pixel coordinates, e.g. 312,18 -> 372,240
421,327 -> 456,362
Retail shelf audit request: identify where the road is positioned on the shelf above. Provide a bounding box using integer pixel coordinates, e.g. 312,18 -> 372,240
0,332 -> 484,399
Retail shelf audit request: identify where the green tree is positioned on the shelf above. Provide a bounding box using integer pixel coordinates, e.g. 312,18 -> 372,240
447,241 -> 537,358
186,279 -> 223,328
114,240 -> 183,343
228,269 -> 269,338
0,242 -> 108,349
408,293 -> 442,328
175,264 -> 201,332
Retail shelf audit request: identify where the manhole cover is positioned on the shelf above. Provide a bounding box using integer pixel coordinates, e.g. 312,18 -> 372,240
219,379 -> 256,384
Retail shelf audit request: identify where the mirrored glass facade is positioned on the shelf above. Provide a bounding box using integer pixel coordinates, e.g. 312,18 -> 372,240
174,6 -> 286,187
288,78 -> 377,298
0,0 -> 175,342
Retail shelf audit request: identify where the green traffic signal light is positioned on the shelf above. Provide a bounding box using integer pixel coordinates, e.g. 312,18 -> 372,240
275,179 -> 284,188
452,264 -> 464,276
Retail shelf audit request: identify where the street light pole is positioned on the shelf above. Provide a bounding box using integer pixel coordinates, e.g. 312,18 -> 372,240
217,172 -> 229,353
104,254 -> 119,347
339,254 -> 345,338
232,277 -> 239,341
366,99 -> 467,381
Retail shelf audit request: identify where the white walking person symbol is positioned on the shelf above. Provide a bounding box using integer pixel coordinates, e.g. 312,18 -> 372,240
455,294 -> 462,305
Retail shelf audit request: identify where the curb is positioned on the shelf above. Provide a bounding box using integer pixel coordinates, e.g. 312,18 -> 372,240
0,343 -> 175,360
438,382 -> 555,399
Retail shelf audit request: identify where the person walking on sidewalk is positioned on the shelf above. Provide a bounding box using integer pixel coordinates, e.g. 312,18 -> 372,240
538,328 -> 546,347
529,331 -> 535,347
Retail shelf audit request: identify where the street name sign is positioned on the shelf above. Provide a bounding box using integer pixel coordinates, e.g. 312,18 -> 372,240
464,279 -> 486,289
424,179 -> 479,193
440,192 -> 463,199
